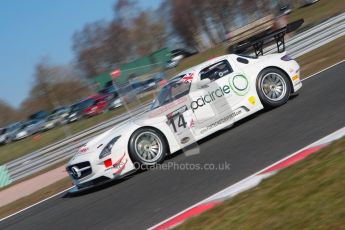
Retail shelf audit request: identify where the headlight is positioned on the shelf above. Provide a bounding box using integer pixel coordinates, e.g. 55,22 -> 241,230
99,136 -> 121,159
70,112 -> 77,117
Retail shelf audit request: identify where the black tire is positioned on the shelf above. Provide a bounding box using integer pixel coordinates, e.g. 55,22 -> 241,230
129,128 -> 167,166
256,67 -> 292,108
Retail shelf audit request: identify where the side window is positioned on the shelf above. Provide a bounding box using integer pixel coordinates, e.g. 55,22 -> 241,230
151,75 -> 191,109
171,80 -> 190,100
200,60 -> 233,82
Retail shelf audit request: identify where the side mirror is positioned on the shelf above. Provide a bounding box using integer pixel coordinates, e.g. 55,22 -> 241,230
198,78 -> 211,89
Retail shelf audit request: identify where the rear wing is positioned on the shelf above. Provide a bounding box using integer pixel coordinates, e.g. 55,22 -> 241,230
231,19 -> 304,57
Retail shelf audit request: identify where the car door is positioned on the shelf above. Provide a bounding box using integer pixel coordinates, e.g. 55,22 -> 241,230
189,58 -> 250,136
189,59 -> 234,123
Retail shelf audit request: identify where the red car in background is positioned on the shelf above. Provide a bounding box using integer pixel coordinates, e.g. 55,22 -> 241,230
65,95 -> 108,123
82,95 -> 108,117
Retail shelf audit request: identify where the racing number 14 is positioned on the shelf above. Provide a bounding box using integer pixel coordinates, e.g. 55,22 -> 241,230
169,113 -> 187,133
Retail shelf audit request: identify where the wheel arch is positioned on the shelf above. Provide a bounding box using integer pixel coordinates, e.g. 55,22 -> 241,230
127,126 -> 171,159
257,66 -> 294,93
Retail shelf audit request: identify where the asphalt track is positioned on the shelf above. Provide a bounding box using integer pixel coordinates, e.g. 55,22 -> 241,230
1,61 -> 345,230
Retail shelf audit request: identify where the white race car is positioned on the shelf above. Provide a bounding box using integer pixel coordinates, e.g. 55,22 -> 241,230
66,51 -> 302,192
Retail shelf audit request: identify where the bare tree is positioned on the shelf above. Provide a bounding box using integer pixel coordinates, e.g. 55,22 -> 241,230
20,59 -> 91,116
72,21 -> 110,78
0,100 -> 19,127
170,0 -> 234,50
131,11 -> 166,56
113,0 -> 139,26
170,0 -> 204,50
73,0 -> 169,77
106,21 -> 133,63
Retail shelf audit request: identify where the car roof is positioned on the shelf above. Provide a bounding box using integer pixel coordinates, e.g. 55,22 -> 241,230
177,54 -> 234,76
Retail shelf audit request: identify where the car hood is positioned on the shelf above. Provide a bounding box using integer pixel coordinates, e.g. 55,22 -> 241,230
75,118 -> 137,156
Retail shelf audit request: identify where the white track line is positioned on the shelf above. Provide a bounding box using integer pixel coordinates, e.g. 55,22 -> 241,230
302,59 -> 345,82
0,187 -> 72,222
1,59 -> 345,223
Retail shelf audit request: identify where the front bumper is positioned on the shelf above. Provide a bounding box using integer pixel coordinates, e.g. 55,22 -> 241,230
67,161 -> 113,185
66,152 -> 132,192
66,162 -> 133,194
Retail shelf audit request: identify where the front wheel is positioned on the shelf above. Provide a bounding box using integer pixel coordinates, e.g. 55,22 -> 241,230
256,68 -> 292,108
129,128 -> 167,166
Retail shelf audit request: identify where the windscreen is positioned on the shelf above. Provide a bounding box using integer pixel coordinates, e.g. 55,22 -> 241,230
151,74 -> 191,109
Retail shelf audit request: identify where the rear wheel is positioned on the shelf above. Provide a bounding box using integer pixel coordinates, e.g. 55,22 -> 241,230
256,68 -> 292,108
129,128 -> 167,166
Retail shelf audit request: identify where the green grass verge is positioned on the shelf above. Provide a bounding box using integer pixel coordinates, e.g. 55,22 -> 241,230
296,36 -> 345,77
176,137 -> 345,230
288,0 -> 345,29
